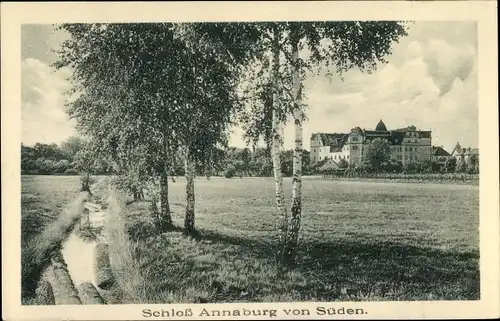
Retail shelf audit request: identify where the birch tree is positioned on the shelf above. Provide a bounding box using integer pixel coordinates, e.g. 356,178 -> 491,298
54,23 -> 189,230
238,21 -> 408,266
158,22 -> 261,235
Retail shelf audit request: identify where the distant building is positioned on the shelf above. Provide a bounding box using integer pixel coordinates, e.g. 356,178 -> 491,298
317,158 -> 346,173
450,142 -> 479,164
310,120 -> 432,166
431,146 -> 451,166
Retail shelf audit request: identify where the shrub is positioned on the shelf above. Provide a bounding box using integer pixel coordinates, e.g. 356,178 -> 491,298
224,166 -> 236,178
64,168 -> 78,175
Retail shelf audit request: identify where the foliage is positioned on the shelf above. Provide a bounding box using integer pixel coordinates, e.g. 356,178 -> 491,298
338,158 -> 349,169
60,136 -> 86,160
362,138 -> 391,172
224,165 -> 236,179
21,138 -> 109,176
444,157 -> 457,173
54,23 -> 262,234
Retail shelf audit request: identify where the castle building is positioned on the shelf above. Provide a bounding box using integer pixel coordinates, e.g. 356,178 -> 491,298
310,120 -> 432,166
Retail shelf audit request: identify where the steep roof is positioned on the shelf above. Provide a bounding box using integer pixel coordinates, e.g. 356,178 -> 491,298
375,120 -> 388,131
318,159 -> 345,172
389,131 -> 406,145
432,146 -> 450,156
312,133 -> 348,147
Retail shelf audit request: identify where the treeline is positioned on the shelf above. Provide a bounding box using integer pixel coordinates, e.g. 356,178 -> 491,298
214,147 -> 314,178
21,137 -> 113,176
345,157 -> 480,175
21,140 -> 318,178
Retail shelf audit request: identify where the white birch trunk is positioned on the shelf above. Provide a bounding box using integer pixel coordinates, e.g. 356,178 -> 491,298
284,36 -> 303,265
270,26 -> 289,262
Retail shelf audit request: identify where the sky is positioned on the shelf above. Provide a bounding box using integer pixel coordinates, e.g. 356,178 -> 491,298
21,21 -> 478,153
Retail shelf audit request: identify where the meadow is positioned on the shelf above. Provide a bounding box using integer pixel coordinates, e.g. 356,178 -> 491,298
21,175 -> 86,303
105,177 -> 480,303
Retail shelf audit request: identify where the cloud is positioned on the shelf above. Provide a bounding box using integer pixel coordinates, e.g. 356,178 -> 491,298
21,22 -> 477,154
284,22 -> 478,153
423,39 -> 476,95
22,58 -> 76,146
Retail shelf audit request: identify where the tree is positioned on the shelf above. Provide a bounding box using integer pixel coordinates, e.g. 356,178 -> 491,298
54,23 -> 188,230
170,23 -> 259,235
33,143 -> 64,160
403,162 -> 417,174
280,150 -> 294,177
59,136 -> 85,161
72,142 -> 95,193
55,23 -> 258,235
444,157 -> 457,173
338,158 -> 349,169
468,153 -> 479,174
456,158 -> 468,173
363,138 -> 391,172
239,21 -> 408,266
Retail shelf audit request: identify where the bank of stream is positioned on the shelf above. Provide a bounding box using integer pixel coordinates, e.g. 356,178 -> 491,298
36,198 -> 119,305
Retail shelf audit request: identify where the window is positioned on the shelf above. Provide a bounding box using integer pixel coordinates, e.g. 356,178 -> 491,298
405,147 -> 408,152
313,149 -> 316,152
352,145 -> 358,150
347,155 -> 349,159
352,137 -> 358,141
405,155 -> 409,160
313,157 -> 316,161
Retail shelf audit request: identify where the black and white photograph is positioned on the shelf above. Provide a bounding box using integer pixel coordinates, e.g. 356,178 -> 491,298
2,1 -> 499,320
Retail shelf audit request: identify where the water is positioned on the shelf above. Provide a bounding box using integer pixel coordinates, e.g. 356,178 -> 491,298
60,202 -> 107,290
60,231 -> 97,288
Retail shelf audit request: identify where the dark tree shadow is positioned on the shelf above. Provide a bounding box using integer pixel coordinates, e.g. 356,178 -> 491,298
186,228 -> 480,301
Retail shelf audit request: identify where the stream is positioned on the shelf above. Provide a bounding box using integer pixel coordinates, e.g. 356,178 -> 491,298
59,202 -> 108,296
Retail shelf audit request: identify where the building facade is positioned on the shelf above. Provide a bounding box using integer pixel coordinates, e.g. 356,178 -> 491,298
450,143 -> 479,164
310,120 -> 432,166
431,146 -> 451,166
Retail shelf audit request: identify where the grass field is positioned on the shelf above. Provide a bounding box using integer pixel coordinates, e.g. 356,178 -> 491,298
106,177 -> 480,303
21,175 -> 85,302
21,176 -> 81,243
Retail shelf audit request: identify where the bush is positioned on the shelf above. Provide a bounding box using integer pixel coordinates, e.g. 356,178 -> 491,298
224,166 -> 236,179
64,168 -> 78,175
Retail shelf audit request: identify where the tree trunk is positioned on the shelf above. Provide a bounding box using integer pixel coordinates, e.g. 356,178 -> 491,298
270,25 -> 289,263
184,149 -> 196,236
160,166 -> 173,229
149,193 -> 161,229
284,36 -> 303,266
